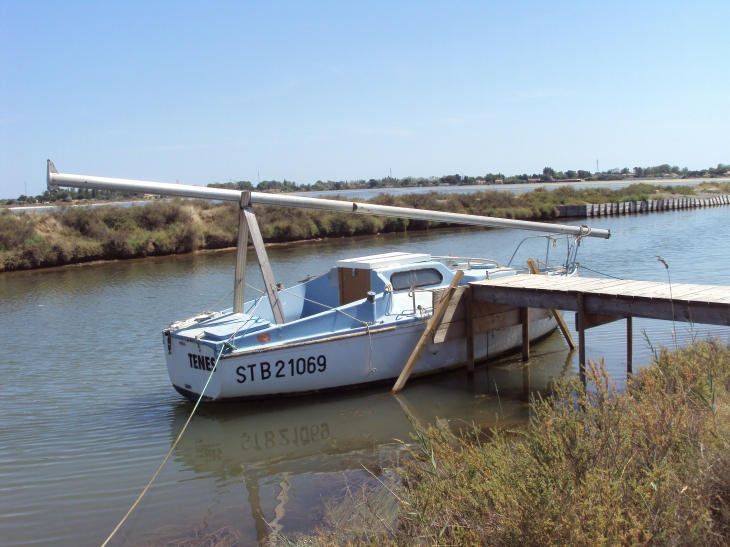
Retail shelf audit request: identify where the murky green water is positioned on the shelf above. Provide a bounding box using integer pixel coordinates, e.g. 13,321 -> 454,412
1,206 -> 729,546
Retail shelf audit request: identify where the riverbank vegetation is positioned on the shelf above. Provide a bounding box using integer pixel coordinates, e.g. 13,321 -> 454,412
311,339 -> 730,546
0,183 -> 725,272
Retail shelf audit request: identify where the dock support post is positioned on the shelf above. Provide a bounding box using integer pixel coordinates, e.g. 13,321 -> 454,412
465,285 -> 474,378
627,316 -> 633,375
577,293 -> 586,387
521,307 -> 530,361
233,191 -> 251,314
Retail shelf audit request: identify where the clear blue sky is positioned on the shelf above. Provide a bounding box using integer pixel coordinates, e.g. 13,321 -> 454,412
1,1 -> 728,198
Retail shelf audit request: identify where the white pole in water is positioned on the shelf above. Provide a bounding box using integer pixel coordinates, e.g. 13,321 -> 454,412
46,161 -> 611,239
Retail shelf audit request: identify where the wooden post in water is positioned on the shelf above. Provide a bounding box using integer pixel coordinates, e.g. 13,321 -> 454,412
627,316 -> 633,375
233,191 -> 251,314
521,307 -> 530,361
577,292 -> 586,387
465,285 -> 475,378
392,270 -> 464,393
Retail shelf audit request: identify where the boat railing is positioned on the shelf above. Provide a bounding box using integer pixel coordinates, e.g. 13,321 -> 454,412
506,233 -> 583,273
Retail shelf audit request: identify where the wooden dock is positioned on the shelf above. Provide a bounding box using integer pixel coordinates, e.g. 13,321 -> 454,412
467,275 -> 730,382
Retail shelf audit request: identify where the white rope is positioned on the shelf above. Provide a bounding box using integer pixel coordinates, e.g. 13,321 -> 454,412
365,323 -> 377,376
277,286 -> 372,326
99,297 -> 266,547
100,345 -> 225,547
226,295 -> 266,349
277,286 -> 378,374
244,282 -> 266,295
202,287 -> 235,314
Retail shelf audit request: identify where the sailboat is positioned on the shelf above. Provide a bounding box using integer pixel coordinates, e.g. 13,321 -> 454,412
46,160 -> 609,401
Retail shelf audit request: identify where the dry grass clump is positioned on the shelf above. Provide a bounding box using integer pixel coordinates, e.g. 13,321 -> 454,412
698,181 -> 730,194
311,340 -> 730,546
0,200 -> 233,271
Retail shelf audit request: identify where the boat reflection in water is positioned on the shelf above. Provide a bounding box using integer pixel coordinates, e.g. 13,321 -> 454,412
166,333 -> 575,543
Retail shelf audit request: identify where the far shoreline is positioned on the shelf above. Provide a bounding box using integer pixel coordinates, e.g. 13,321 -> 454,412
4,176 -> 730,213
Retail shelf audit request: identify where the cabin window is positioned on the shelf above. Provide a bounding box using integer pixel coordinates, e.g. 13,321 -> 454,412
390,268 -> 443,291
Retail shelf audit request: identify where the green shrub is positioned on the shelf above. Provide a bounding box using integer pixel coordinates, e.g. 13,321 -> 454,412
0,210 -> 36,251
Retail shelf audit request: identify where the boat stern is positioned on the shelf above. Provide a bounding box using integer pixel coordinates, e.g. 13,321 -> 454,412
163,328 -> 224,401
162,310 -> 274,401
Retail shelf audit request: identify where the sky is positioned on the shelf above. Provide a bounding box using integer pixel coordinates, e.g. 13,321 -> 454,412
1,1 -> 728,198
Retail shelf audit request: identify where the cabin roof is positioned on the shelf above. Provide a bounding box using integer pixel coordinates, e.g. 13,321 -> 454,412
335,252 -> 431,270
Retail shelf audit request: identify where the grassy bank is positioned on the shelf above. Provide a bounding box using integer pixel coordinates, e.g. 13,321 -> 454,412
310,340 -> 730,546
0,183 -> 722,273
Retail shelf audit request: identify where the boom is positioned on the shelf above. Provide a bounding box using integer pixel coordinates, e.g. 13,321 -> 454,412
46,160 -> 610,239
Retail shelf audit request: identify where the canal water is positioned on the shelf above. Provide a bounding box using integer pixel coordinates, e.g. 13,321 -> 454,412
296,177 -> 721,200
1,206 -> 729,546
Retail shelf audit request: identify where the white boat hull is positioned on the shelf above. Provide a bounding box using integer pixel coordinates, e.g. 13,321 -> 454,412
166,315 -> 557,402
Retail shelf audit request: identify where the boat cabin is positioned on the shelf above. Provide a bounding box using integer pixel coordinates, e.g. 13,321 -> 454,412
167,251 -> 519,355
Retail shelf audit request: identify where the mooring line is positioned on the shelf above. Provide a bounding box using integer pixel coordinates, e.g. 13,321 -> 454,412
99,344 -> 225,547
576,263 -> 624,280
100,296 -> 266,547
101,344 -> 226,547
277,286 -> 379,374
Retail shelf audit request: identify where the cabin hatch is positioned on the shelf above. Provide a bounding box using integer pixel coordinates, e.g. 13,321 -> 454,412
335,252 -> 431,305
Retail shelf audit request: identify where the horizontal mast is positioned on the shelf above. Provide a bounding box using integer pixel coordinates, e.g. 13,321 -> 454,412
46,160 -> 611,239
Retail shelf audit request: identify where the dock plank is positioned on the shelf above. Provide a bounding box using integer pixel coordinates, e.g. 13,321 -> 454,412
470,275 -> 730,327
671,286 -> 730,303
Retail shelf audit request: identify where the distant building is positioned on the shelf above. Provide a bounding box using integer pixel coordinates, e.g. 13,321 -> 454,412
494,179 -> 504,184
527,177 -> 541,182
475,179 -> 486,184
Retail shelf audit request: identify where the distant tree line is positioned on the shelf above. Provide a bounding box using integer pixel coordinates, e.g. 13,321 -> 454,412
3,188 -> 140,206
3,163 -> 729,204
206,163 -> 730,194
